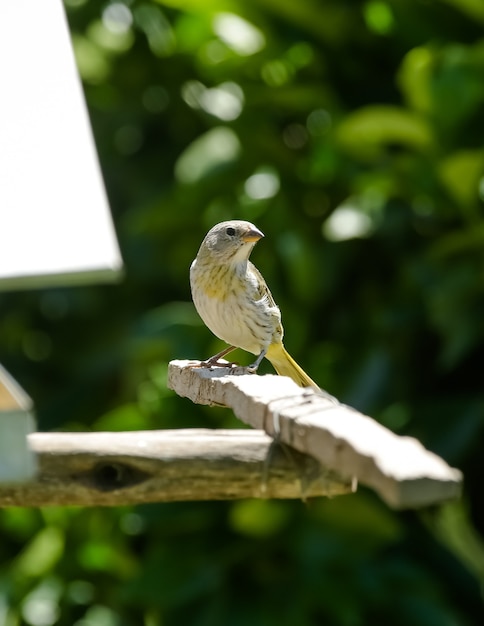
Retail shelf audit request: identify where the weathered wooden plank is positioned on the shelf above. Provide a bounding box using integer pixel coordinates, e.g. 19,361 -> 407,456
167,360 -> 463,509
0,429 -> 351,507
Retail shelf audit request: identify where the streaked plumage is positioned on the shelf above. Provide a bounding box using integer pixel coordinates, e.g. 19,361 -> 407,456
190,220 -> 319,389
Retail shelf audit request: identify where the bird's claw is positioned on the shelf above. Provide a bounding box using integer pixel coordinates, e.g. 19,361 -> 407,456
200,358 -> 239,369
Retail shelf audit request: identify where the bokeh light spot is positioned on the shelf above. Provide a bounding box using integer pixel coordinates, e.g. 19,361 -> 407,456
213,13 -> 265,56
323,205 -> 374,241
102,3 -> 133,35
307,109 -> 332,136
364,1 -> 394,35
244,168 -> 280,200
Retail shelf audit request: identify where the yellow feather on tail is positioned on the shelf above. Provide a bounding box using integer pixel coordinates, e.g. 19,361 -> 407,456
266,343 -> 319,390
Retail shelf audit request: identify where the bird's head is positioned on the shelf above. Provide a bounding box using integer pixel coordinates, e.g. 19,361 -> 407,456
198,220 -> 264,263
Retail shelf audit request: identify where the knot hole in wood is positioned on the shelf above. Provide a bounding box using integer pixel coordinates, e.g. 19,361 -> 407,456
88,462 -> 149,492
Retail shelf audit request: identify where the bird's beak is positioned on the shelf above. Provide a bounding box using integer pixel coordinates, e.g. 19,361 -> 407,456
242,226 -> 264,243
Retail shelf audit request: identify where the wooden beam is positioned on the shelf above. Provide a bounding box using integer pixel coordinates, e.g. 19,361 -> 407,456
167,360 -> 463,509
0,429 -> 351,507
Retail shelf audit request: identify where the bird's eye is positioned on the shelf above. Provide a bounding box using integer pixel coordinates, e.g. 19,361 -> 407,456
226,227 -> 235,236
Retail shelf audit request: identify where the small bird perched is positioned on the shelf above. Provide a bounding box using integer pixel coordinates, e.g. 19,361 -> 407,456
190,220 -> 319,389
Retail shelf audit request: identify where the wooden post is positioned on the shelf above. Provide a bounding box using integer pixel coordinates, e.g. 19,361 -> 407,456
168,360 -> 462,509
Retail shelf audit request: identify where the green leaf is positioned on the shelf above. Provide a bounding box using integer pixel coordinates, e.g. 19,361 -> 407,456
94,403 -> 149,431
336,106 -> 433,160
12,527 -> 64,579
438,149 -> 484,215
229,500 -> 291,537
398,46 -> 434,113
174,127 -> 241,183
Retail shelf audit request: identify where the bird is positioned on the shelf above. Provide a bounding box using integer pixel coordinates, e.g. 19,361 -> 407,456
190,220 -> 319,389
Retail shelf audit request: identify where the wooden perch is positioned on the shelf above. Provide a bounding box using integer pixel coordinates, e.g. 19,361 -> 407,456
168,360 -> 463,509
0,429 -> 351,507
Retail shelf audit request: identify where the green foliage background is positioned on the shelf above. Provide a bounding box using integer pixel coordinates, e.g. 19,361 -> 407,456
1,0 -> 484,623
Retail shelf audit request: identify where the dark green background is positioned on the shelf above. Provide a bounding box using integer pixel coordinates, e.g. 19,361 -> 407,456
1,0 -> 484,623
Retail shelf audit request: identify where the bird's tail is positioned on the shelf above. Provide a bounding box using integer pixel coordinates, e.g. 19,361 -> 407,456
266,343 -> 319,390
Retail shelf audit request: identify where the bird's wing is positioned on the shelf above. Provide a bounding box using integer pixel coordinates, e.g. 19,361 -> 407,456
248,261 -> 278,309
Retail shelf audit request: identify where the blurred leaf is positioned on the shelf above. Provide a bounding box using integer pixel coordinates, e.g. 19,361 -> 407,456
71,34 -> 111,84
78,604 -> 118,626
398,46 -> 434,114
94,403 -> 149,431
276,230 -> 320,301
438,149 -> 484,215
441,0 -> 484,24
174,127 -> 241,183
336,106 -> 433,161
311,492 -> 404,548
364,1 -> 395,35
432,500 -> 484,584
257,0 -> 359,43
134,4 -> 176,57
157,0 -> 232,12
422,261 -> 483,368
229,500 -> 291,537
77,540 -> 137,577
427,224 -> 484,258
134,302 -> 200,336
12,527 -> 64,579
88,20 -> 135,54
0,509 -> 40,540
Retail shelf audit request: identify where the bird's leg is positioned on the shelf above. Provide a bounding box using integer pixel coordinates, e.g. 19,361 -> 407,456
247,348 -> 267,373
199,345 -> 238,368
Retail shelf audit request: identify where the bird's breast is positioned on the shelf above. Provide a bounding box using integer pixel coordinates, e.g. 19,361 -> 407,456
190,258 -> 281,354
